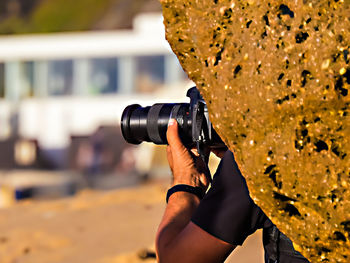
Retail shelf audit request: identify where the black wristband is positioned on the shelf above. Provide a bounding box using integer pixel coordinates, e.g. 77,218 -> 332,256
166,184 -> 205,203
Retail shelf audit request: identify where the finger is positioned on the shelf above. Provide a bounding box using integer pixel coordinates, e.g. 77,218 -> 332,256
190,148 -> 200,157
166,119 -> 194,170
166,119 -> 187,153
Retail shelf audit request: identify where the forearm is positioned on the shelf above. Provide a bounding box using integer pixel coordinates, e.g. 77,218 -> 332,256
155,120 -> 232,262
156,192 -> 200,262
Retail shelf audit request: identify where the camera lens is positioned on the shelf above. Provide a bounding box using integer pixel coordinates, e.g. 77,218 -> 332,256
121,103 -> 191,145
121,104 -> 149,144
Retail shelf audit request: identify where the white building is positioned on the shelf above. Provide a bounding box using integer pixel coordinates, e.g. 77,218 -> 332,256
0,13 -> 191,151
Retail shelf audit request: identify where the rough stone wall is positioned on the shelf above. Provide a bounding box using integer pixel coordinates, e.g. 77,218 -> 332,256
161,0 -> 350,261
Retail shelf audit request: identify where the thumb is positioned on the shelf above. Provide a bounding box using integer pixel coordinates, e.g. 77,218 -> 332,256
166,119 -> 186,152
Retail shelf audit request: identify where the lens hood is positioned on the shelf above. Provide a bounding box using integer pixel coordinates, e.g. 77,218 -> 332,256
121,104 -> 142,144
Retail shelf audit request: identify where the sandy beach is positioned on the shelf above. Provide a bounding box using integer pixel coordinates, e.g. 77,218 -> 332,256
0,181 -> 264,263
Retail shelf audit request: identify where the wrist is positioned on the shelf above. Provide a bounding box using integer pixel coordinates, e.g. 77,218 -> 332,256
166,184 -> 205,203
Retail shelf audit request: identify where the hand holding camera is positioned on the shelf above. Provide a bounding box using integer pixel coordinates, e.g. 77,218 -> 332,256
166,118 -> 211,191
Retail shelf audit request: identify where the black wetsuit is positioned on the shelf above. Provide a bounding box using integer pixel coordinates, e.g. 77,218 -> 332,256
191,151 -> 309,263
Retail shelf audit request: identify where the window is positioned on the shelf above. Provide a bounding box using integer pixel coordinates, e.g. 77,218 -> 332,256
135,55 -> 165,93
88,58 -> 118,94
47,60 -> 73,96
21,62 -> 34,98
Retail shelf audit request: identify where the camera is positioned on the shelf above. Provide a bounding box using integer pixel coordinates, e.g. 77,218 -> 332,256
121,87 -> 225,154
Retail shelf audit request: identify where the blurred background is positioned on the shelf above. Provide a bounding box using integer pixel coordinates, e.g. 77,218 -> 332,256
0,1 -> 264,262
0,0 -> 192,201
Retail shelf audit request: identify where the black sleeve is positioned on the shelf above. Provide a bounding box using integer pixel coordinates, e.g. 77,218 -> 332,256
191,151 -> 272,246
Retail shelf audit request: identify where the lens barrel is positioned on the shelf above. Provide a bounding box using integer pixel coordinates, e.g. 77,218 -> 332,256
121,103 -> 191,145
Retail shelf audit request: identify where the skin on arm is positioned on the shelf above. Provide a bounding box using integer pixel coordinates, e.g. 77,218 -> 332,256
155,119 -> 235,263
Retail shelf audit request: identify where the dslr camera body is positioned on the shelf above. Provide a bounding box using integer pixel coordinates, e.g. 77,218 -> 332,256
121,87 -> 225,156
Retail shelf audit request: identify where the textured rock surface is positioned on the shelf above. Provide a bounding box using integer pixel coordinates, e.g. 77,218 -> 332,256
161,0 -> 350,261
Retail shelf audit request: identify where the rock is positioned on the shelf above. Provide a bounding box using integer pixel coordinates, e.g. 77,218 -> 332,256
161,0 -> 350,261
